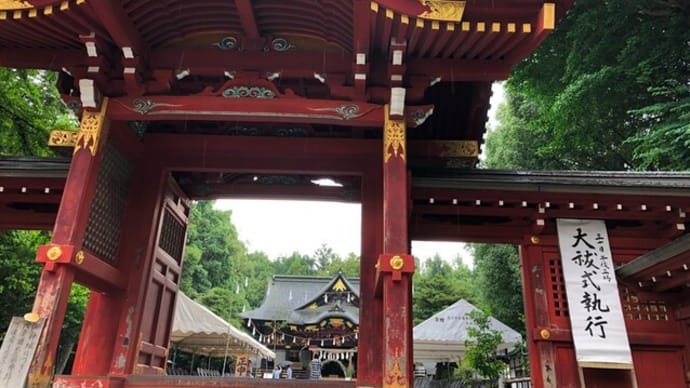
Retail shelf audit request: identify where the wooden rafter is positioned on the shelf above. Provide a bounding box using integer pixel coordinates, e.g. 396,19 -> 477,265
234,0 -> 260,39
87,0 -> 147,56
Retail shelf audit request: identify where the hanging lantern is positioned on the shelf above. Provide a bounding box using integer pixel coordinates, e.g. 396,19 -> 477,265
252,327 -> 256,335
347,293 -> 351,303
281,334 -> 285,341
235,284 -> 240,294
321,339 -> 324,346
247,318 -> 252,327
324,294 -> 328,303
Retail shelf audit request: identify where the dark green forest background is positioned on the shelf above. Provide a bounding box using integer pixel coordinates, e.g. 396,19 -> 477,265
1,0 -> 688,376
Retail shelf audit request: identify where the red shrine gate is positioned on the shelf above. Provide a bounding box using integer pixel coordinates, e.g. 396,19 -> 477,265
1,1 -> 690,388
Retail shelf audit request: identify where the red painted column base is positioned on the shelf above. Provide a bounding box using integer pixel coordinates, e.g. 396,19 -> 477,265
378,254 -> 415,388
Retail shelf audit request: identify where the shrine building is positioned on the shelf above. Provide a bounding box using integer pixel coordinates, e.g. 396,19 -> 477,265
241,273 -> 360,378
2,1 -> 690,388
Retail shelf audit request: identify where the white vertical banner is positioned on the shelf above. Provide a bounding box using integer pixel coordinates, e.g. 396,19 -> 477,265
556,218 -> 633,368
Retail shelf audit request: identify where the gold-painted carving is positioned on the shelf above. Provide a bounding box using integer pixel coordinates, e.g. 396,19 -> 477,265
304,325 -> 318,332
384,353 -> 407,388
540,328 -> 550,340
74,97 -> 109,157
0,1 -> 32,11
530,235 -> 540,245
390,255 -> 404,271
332,278 -> 347,292
46,246 -> 62,261
384,106 -> 406,163
48,129 -> 78,147
437,140 -> 479,157
75,250 -> 85,265
418,0 -> 465,22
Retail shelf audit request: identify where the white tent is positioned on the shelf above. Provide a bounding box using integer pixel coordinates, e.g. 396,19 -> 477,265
413,299 -> 522,374
170,292 -> 275,359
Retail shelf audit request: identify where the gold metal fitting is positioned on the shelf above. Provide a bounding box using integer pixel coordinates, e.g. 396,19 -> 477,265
540,328 -> 551,340
46,246 -> 62,261
390,255 -> 404,270
530,235 -> 540,245
75,251 -> 85,265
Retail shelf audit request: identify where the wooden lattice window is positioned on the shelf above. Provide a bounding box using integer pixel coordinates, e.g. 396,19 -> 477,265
548,258 -> 569,318
620,287 -> 669,321
159,210 -> 186,261
83,144 -> 132,262
550,259 -> 671,322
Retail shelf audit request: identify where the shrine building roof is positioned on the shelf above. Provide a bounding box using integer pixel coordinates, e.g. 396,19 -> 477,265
241,273 -> 360,325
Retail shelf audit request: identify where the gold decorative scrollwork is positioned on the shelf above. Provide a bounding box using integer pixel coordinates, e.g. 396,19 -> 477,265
437,140 -> 479,157
74,97 -> 109,156
384,352 -> 407,388
48,129 -> 78,147
0,1 -> 32,10
418,0 -> 466,22
384,105 -> 406,163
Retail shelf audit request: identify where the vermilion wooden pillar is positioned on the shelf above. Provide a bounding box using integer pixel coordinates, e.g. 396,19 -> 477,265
378,107 -> 415,388
358,165 -> 384,386
69,142 -> 160,378
28,100 -> 111,387
520,240 -> 557,388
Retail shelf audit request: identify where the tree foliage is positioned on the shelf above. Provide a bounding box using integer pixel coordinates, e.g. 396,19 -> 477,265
0,69 -> 76,157
470,244 -> 524,334
461,310 -> 506,386
486,0 -> 690,171
412,255 -> 477,325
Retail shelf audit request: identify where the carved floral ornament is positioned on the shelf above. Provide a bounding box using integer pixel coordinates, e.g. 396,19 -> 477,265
384,106 -> 407,163
74,98 -> 109,157
384,350 -> 408,388
371,0 -> 465,23
418,0 -> 466,22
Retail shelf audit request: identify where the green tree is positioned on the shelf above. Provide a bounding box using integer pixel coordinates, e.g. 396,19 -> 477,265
325,252 -> 360,278
272,252 -> 317,276
461,310 -> 505,386
412,255 -> 477,324
488,0 -> 690,172
313,243 -> 338,274
180,201 -> 267,324
471,244 -> 524,334
0,230 -> 45,341
0,69 -> 76,157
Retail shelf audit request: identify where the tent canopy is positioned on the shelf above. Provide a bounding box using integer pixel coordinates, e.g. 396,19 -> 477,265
171,292 -> 275,359
413,299 -> 522,366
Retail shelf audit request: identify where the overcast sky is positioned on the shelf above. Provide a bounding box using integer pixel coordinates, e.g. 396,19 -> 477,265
214,199 -> 473,267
